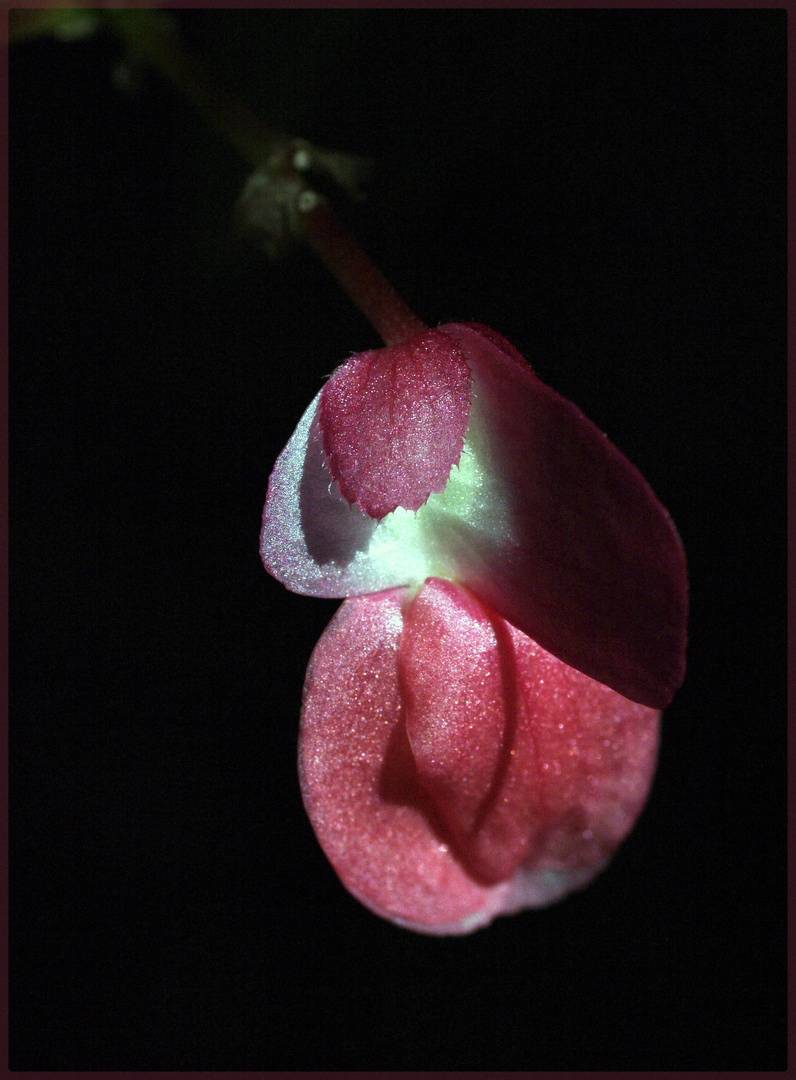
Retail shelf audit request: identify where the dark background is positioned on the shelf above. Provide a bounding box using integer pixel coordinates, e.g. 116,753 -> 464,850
10,8 -> 785,1071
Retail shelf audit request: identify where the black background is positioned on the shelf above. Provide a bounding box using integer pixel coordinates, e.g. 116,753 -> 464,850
10,8 -> 785,1071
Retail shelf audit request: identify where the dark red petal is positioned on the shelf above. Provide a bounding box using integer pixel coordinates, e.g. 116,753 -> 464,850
400,578 -> 660,883
508,612 -> 661,872
298,590 -> 508,934
318,328 -> 471,520
436,323 -> 688,709
457,320 -> 533,373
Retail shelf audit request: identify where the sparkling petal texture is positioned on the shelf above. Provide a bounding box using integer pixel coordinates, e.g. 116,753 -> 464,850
298,590 -> 506,935
400,578 -> 542,885
261,324 -> 686,708
260,394 -> 380,595
439,322 -> 688,709
299,581 -> 661,935
318,329 -> 471,519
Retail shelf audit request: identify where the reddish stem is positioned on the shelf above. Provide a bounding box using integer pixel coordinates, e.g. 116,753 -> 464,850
299,199 -> 428,347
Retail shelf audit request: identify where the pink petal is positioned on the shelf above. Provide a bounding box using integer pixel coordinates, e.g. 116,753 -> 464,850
506,611 -> 661,872
298,583 -> 660,934
399,578 -> 542,884
436,323 -> 688,709
318,329 -> 471,520
260,393 -> 382,596
456,320 -> 532,372
298,590 -> 507,934
401,578 -> 660,887
262,323 -> 687,709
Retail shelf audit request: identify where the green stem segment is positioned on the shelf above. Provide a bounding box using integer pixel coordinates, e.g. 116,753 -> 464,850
105,9 -> 427,347
107,9 -> 279,168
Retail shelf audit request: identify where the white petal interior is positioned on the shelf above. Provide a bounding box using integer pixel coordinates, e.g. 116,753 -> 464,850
261,383 -> 514,598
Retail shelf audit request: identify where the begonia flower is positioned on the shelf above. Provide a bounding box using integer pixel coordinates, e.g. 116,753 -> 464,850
261,322 -> 687,933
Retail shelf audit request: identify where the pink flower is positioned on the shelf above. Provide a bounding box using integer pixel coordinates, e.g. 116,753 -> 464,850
261,322 -> 687,933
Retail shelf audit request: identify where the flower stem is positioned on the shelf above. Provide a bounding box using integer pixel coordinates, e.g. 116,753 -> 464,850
298,197 -> 427,346
104,9 -> 427,346
106,9 -> 280,168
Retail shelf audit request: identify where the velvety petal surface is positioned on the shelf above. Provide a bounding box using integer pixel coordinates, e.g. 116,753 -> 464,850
318,329 -> 471,519
261,324 -> 687,708
401,578 -> 660,886
298,583 -> 660,934
439,322 -> 688,709
298,589 -> 508,935
261,394 -> 381,595
399,578 -> 542,884
506,610 -> 661,871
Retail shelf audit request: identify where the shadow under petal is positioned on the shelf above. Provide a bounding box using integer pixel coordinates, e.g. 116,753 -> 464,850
379,686 -> 511,888
299,411 -> 377,566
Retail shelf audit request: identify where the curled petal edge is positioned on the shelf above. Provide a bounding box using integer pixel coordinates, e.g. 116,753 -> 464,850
263,324 -> 687,709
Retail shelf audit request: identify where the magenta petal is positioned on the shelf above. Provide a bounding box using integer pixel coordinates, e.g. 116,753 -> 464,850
457,320 -> 532,372
400,578 -> 660,886
299,584 -> 660,933
506,612 -> 661,873
318,328 -> 471,520
298,590 -> 510,934
262,320 -> 687,708
400,578 -> 542,884
436,323 -> 688,709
